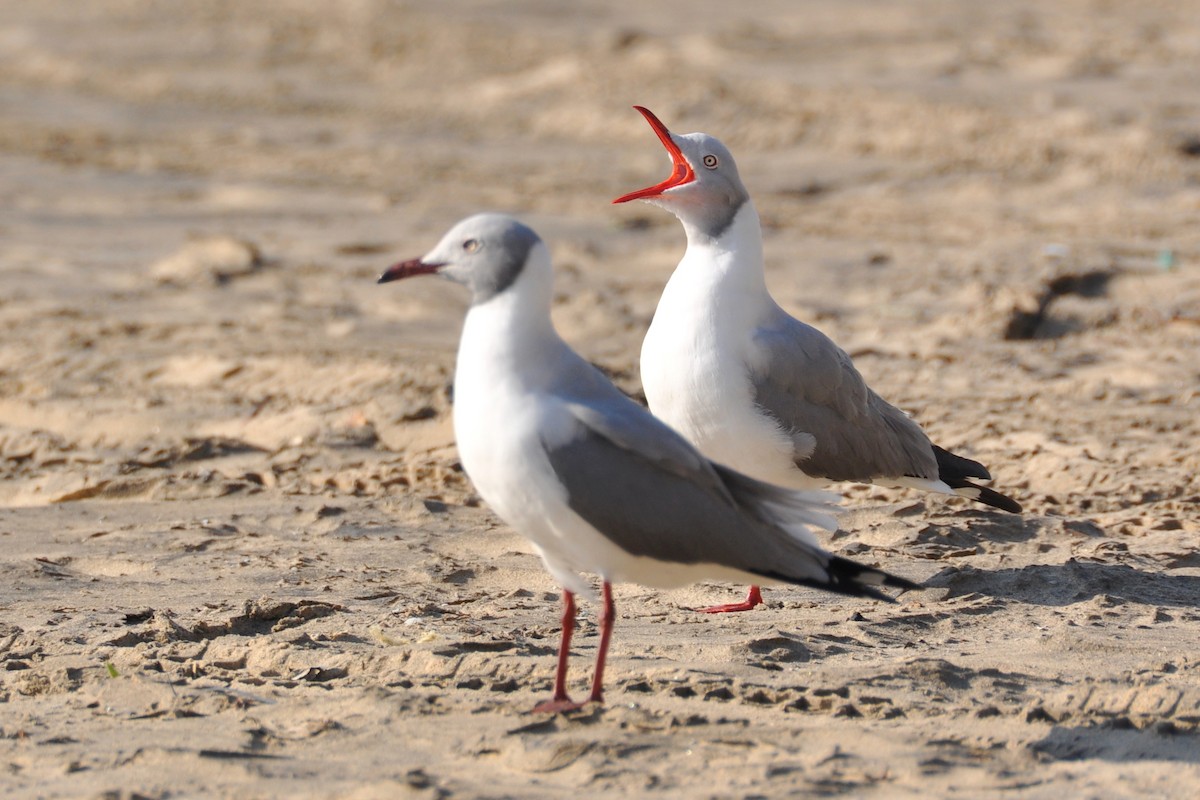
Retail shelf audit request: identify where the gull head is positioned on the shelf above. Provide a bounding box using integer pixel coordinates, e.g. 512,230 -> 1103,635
378,213 -> 543,304
613,106 -> 749,239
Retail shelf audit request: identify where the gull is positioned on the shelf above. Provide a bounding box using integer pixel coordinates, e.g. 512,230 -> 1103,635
379,213 -> 919,712
614,106 -> 1019,613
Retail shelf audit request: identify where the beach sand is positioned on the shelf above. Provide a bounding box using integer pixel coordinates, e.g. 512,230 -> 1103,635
2,1 -> 1199,796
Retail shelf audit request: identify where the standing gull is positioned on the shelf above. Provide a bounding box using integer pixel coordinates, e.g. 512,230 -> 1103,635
614,106 -> 1019,613
379,213 -> 919,712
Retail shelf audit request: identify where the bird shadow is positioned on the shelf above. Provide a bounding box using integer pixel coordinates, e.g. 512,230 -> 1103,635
926,560 -> 1200,610
1003,268 -> 1116,340
1031,722 -> 1200,764
916,510 -> 1044,546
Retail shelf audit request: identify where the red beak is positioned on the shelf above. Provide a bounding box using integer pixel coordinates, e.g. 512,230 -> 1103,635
378,258 -> 444,284
612,106 -> 695,204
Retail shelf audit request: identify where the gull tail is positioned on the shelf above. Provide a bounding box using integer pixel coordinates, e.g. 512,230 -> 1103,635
713,464 -> 839,546
932,445 -> 1022,514
715,464 -> 920,602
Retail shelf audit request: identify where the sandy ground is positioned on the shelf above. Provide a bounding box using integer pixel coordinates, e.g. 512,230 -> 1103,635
2,0 -> 1200,796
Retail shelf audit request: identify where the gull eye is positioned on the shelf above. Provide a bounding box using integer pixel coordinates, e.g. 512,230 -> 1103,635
702,154 -> 719,169
463,238 -> 481,253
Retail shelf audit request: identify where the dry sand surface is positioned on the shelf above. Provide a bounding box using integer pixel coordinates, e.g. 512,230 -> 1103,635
2,0 -> 1200,796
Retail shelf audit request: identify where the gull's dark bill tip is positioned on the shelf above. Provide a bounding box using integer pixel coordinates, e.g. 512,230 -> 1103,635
378,258 -> 443,284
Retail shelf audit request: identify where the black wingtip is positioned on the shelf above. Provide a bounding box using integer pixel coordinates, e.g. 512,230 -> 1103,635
932,445 -> 1021,513
757,556 -> 923,604
826,555 -> 924,600
932,444 -> 991,481
973,486 -> 1023,514
947,479 -> 1023,513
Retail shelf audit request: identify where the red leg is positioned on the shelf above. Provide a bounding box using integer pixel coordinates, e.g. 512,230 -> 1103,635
697,584 -> 764,614
533,590 -> 584,713
587,582 -> 615,705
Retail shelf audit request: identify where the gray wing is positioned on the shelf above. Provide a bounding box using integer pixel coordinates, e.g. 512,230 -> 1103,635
540,380 -> 833,583
750,306 -> 939,482
550,355 -> 733,497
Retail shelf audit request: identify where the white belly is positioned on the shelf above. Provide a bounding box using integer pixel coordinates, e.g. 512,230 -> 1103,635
454,330 -> 764,594
452,361 -> 589,591
454,385 -> 764,593
641,310 -> 816,491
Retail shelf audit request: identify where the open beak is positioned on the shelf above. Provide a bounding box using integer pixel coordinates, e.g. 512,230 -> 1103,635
612,106 -> 695,204
377,258 -> 444,284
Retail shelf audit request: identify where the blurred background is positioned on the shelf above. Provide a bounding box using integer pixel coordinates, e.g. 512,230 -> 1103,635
1,0 -> 1197,519
3,3 -> 1200,794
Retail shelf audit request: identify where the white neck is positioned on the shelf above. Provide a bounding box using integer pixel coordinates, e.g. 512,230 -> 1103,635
455,243 -> 566,393
641,199 -> 797,479
682,200 -> 762,258
669,201 -> 772,317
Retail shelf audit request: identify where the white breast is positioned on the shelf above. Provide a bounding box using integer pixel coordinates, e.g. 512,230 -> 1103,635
455,289 -> 763,593
452,294 -> 590,592
642,296 -> 806,489
640,210 -> 817,490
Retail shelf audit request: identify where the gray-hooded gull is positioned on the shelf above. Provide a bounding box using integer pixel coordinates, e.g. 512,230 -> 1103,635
378,213 -> 919,712
613,106 -> 1019,614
